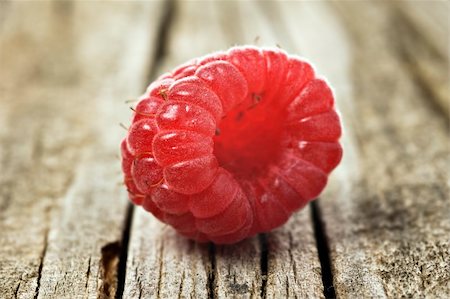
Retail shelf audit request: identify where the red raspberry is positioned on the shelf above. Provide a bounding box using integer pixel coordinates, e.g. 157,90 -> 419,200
121,46 -> 342,244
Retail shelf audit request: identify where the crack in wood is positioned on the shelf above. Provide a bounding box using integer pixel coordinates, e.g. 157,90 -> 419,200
285,275 -> 290,298
115,204 -> 134,299
207,243 -> 216,299
134,266 -> 143,299
84,256 -> 92,296
190,241 -> 199,299
85,256 -> 91,290
177,269 -> 185,299
311,201 -> 336,299
287,232 -> 299,284
100,241 -> 121,298
33,228 -> 49,299
14,281 -> 21,299
259,234 -> 268,299
156,240 -> 165,299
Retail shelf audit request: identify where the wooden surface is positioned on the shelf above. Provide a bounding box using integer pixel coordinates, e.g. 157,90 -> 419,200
0,1 -> 448,299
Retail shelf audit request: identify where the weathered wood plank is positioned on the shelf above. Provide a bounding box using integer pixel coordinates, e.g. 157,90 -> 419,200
124,1 -> 325,298
123,2 -> 216,298
264,209 -> 324,299
394,1 -> 449,119
280,1 -> 449,297
123,209 -> 211,299
0,2 -> 164,298
396,1 -> 449,59
6,1 -> 442,298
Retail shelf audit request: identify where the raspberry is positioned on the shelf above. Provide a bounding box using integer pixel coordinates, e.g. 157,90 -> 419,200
121,46 -> 342,244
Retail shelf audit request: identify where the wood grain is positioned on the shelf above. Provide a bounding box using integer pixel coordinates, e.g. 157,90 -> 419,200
1,1 -> 448,298
0,2 -> 164,298
123,209 -> 210,299
394,1 -> 450,119
272,1 -> 449,297
297,2 -> 449,297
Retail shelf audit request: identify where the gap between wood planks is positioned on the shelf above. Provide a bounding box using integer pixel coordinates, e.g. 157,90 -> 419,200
311,202 -> 336,299
258,234 -> 268,299
112,1 -> 336,298
114,1 -> 176,298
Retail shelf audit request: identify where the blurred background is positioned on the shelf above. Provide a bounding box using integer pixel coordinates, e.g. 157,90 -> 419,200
0,1 -> 448,298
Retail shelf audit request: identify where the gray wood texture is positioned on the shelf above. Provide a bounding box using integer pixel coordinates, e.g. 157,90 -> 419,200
0,1 -> 165,298
1,1 -> 448,298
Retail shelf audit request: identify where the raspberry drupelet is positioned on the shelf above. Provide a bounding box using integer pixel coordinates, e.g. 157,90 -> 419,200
121,46 -> 342,244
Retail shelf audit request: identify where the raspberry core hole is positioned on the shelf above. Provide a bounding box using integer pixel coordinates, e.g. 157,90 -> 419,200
213,94 -> 285,179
